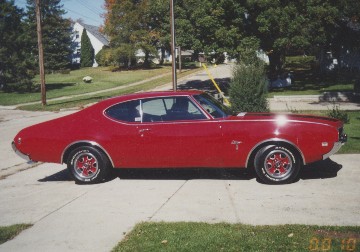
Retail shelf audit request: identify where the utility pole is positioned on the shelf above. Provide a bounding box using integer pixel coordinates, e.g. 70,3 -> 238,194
178,46 -> 182,73
36,0 -> 46,106
170,0 -> 177,91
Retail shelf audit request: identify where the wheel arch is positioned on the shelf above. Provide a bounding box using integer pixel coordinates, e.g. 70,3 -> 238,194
61,141 -> 114,168
245,138 -> 305,169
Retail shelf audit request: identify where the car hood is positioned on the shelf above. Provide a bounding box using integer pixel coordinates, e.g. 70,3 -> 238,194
229,112 -> 343,128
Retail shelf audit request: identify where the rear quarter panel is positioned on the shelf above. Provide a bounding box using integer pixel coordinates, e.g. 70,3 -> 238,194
224,116 -> 340,167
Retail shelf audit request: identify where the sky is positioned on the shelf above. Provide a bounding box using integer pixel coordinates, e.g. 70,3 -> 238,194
14,0 -> 104,27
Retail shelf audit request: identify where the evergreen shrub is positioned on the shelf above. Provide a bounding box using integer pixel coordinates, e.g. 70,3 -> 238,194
229,59 -> 269,112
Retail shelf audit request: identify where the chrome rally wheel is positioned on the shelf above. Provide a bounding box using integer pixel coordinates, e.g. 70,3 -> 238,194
264,149 -> 293,179
254,145 -> 300,184
67,146 -> 110,184
73,152 -> 99,180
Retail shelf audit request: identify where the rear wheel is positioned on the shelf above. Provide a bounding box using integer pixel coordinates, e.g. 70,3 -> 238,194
67,146 -> 110,184
254,145 -> 300,184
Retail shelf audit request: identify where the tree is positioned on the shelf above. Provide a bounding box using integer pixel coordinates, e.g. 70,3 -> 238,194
0,0 -> 34,91
103,0 -> 159,68
330,0 -> 360,70
245,0 -> 339,75
174,0 -> 245,61
148,0 -> 170,64
25,0 -> 72,72
80,29 -> 94,67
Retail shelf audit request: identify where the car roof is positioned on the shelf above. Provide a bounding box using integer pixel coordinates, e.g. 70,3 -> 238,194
92,90 -> 204,110
106,90 -> 202,102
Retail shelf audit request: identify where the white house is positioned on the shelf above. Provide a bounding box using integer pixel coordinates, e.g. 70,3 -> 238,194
72,21 -> 109,67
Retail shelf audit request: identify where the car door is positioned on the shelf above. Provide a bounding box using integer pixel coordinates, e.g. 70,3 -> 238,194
136,96 -> 225,168
103,99 -> 144,167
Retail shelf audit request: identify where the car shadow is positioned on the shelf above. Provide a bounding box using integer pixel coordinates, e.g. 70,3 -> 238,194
298,158 -> 342,180
38,168 -> 72,182
111,168 -> 255,181
38,158 -> 342,183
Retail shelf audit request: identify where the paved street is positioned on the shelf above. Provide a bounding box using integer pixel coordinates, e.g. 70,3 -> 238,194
1,64 -> 359,251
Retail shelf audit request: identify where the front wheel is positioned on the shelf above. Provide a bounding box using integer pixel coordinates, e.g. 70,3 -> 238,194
67,146 -> 110,184
254,145 -> 300,184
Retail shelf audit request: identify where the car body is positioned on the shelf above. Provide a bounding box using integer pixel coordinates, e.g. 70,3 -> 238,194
12,91 -> 347,184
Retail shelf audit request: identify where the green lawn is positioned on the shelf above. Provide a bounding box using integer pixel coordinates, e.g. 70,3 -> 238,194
112,222 -> 360,252
0,66 -> 173,106
267,56 -> 356,97
17,67 -> 201,111
338,111 -> 360,154
0,224 -> 32,245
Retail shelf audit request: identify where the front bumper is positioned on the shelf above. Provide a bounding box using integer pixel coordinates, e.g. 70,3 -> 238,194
12,142 -> 32,162
323,133 -> 347,160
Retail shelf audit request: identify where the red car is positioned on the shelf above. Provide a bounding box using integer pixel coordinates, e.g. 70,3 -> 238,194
12,91 -> 347,184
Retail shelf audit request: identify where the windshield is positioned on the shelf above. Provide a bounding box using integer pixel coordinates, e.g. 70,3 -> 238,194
193,93 -> 234,118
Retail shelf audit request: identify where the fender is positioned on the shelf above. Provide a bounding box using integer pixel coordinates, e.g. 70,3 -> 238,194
245,138 -> 306,167
61,140 -> 115,167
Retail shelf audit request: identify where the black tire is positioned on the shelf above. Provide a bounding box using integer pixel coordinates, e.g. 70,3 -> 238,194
254,145 -> 300,184
67,146 -> 110,184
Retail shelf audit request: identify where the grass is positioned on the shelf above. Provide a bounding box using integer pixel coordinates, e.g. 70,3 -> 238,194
267,56 -> 357,97
336,111 -> 360,154
17,67 -> 201,111
112,222 -> 360,252
0,224 -> 32,245
0,66 -> 173,106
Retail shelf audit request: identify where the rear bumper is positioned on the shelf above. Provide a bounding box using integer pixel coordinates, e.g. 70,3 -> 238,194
323,133 -> 347,160
12,142 -> 32,162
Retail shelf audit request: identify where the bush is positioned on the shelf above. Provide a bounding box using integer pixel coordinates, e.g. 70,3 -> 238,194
229,59 -> 269,112
2,80 -> 35,93
326,104 -> 350,124
96,47 -> 112,67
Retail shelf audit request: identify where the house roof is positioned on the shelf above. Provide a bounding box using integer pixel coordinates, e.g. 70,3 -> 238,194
77,21 -> 110,46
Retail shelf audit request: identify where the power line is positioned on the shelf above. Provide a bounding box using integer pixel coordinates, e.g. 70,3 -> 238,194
74,0 -> 102,16
77,0 -> 103,13
63,7 -> 101,25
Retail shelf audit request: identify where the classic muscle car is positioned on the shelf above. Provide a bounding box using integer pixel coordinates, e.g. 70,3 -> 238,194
12,91 -> 347,184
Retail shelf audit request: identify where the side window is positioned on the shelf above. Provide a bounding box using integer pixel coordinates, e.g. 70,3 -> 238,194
194,94 -> 227,118
142,97 -> 207,122
105,100 -> 141,122
105,96 -> 208,123
162,96 -> 207,121
142,98 -> 167,122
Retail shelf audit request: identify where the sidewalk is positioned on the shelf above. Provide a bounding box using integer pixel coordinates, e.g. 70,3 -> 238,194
269,96 -> 360,111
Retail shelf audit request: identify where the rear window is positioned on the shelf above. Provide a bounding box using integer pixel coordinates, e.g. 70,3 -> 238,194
104,100 -> 141,122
